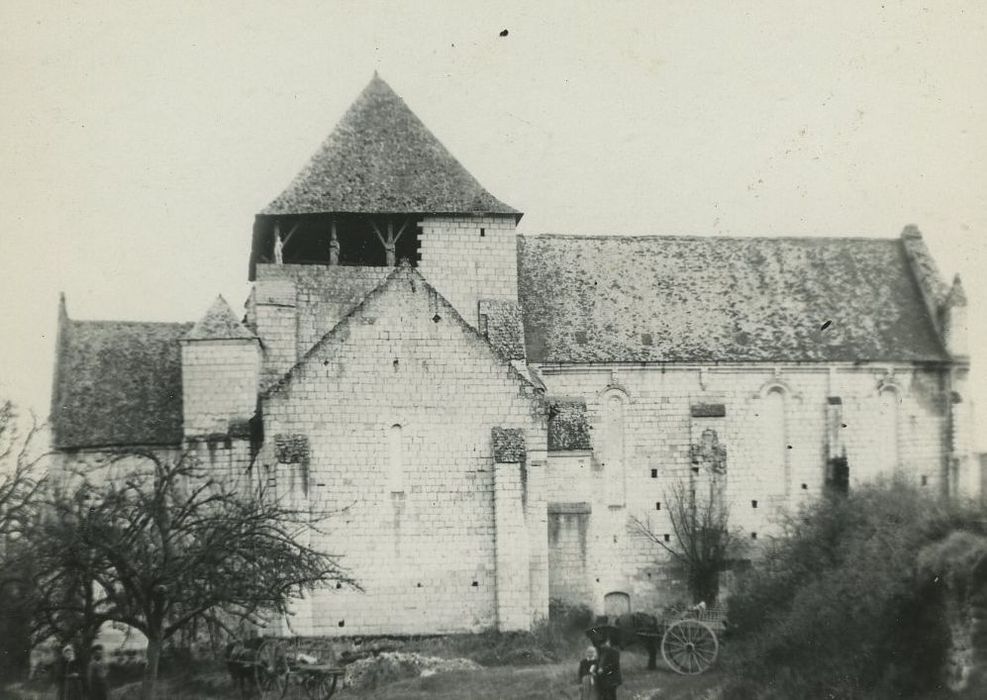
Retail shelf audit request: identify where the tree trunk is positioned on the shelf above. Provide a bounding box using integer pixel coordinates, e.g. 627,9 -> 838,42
77,625 -> 99,692
690,566 -> 720,606
141,633 -> 163,700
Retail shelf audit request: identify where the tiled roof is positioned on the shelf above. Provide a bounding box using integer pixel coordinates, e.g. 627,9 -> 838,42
51,315 -> 191,449
547,398 -> 592,451
185,295 -> 256,341
479,299 -> 525,361
518,234 -> 949,364
262,75 -> 519,216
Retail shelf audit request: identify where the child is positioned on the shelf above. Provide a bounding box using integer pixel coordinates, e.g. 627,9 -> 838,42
57,644 -> 84,700
577,645 -> 599,700
88,644 -> 109,700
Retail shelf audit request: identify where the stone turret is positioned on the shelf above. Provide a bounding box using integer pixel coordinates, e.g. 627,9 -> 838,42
180,295 -> 260,438
942,274 -> 969,360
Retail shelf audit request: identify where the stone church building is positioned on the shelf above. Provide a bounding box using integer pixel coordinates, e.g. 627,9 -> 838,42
50,76 -> 975,636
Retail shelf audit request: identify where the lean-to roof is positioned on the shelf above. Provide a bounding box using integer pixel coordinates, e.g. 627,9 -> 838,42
51,316 -> 191,449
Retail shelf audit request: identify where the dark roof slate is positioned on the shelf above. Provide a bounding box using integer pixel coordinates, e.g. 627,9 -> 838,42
519,234 -> 949,364
547,398 -> 592,451
185,295 -> 256,341
262,75 -> 519,216
52,318 -> 191,449
479,299 -> 526,361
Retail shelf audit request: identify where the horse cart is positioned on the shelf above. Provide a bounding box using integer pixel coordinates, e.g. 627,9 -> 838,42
226,638 -> 345,700
587,602 -> 727,676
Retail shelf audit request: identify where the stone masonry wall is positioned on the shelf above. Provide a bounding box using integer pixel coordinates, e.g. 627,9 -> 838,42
261,270 -> 546,636
547,507 -> 593,607
493,459 -> 532,631
539,363 -> 949,615
181,339 -> 260,437
249,277 -> 298,390
418,216 -> 519,328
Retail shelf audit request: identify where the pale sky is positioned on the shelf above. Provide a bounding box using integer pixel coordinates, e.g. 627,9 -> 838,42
1,1 -> 984,445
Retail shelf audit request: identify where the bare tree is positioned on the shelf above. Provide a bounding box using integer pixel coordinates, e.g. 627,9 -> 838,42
28,448 -> 356,700
631,477 -> 744,605
0,399 -> 47,682
0,400 -> 46,540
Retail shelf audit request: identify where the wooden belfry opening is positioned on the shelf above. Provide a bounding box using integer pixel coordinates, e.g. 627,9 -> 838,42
260,213 -> 422,268
370,217 -> 413,267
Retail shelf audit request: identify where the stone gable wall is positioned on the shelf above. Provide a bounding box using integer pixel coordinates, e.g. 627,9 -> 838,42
418,216 -> 519,328
261,273 -> 546,636
538,363 -> 950,614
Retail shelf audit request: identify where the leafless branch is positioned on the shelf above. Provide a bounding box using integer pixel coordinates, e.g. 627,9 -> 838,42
630,475 -> 745,604
24,445 -> 357,698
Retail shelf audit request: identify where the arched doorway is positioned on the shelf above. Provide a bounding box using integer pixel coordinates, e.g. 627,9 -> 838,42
604,591 -> 631,618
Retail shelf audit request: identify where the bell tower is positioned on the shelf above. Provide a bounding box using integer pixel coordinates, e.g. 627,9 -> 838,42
248,75 -> 522,329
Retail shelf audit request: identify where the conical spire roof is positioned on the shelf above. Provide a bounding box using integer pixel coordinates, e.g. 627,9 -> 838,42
945,273 -> 968,307
262,75 -> 519,217
185,296 -> 256,341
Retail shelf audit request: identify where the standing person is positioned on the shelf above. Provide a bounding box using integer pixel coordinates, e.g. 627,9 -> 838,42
88,645 -> 109,700
595,636 -> 622,700
56,644 -> 84,700
577,645 -> 599,700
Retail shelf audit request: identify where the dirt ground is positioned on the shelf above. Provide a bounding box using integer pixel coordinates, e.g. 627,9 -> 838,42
333,651 -> 724,700
5,649 -> 723,700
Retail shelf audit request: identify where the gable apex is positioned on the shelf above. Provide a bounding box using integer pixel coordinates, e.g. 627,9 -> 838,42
185,295 -> 256,341
263,264 -> 535,398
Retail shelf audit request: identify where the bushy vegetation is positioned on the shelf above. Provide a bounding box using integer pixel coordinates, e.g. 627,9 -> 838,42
724,479 -> 985,699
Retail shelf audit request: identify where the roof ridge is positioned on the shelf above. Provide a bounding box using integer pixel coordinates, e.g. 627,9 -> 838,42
67,318 -> 194,328
520,232 -> 900,243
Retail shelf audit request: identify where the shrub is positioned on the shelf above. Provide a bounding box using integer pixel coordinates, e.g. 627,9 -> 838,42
548,598 -> 594,634
406,600 -> 593,667
725,479 -> 981,699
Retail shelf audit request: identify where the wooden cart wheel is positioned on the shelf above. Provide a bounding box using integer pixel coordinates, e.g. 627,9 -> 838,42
661,619 -> 719,675
304,674 -> 339,700
254,639 -> 290,699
